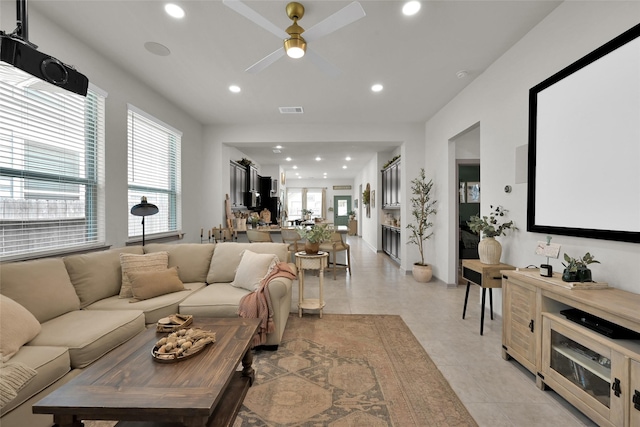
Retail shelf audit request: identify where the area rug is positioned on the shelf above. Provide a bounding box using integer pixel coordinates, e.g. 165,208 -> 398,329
85,314 -> 477,427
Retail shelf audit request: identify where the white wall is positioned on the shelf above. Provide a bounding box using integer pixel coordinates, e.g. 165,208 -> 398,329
424,2 -> 640,306
1,4 -> 205,247
202,123 -> 425,270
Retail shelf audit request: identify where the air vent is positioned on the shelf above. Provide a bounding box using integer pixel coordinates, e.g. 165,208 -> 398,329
279,106 -> 304,114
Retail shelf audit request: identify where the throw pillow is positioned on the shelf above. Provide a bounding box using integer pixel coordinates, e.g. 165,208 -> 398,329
0,295 -> 41,362
0,362 -> 37,409
231,250 -> 278,292
119,252 -> 169,298
127,267 -> 186,302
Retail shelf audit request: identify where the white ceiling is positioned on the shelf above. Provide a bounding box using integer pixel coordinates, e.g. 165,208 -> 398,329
23,0 -> 560,180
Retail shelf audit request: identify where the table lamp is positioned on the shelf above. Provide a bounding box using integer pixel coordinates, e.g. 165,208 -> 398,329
130,196 -> 159,246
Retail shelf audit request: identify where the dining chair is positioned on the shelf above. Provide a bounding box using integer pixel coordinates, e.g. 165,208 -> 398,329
246,229 -> 273,243
319,232 -> 351,280
280,228 -> 304,262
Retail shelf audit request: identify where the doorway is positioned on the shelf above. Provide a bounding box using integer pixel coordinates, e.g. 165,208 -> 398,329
333,196 -> 351,226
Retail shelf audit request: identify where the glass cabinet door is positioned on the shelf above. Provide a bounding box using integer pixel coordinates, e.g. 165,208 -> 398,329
550,329 -> 612,408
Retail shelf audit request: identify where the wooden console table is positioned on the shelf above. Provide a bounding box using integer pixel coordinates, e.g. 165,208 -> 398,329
502,269 -> 640,427
461,259 -> 515,335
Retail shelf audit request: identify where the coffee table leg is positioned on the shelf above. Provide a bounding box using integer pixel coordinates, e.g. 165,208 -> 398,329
241,348 -> 255,386
53,414 -> 83,427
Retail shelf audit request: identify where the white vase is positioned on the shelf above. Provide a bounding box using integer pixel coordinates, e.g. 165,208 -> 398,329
412,263 -> 433,282
478,237 -> 502,264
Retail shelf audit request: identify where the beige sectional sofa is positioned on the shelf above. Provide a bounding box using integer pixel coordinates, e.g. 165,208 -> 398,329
0,242 -> 293,427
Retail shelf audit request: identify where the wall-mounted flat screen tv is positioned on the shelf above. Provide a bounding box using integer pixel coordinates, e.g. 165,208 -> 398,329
527,23 -> 640,243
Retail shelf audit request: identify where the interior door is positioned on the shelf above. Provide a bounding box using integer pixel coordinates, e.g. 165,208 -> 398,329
334,196 -> 351,226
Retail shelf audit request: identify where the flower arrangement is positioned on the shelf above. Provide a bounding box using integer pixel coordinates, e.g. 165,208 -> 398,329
467,205 -> 517,238
301,208 -> 313,216
296,224 -> 332,243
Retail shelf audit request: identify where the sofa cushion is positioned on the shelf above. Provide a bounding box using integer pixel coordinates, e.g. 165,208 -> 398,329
0,361 -> 37,410
119,252 -> 169,298
26,310 -> 145,369
0,295 -> 41,362
231,250 -> 278,291
0,258 -> 80,323
207,243 -> 289,283
64,246 -> 144,308
144,243 -> 215,283
85,283 -> 206,324
128,267 -> 185,302
179,284 -> 250,318
0,346 -> 70,415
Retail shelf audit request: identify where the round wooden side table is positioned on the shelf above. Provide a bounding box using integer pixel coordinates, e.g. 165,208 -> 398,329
295,251 -> 329,318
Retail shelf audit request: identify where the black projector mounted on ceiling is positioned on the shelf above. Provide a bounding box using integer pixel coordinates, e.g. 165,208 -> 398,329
0,0 -> 88,96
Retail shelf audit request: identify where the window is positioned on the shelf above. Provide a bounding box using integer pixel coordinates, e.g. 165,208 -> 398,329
127,105 -> 181,239
0,66 -> 106,260
286,187 -> 325,219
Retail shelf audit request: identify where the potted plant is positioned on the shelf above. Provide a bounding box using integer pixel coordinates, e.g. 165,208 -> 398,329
348,210 -> 356,220
301,208 -> 313,220
406,168 -> 437,282
296,224 -> 332,254
467,205 -> 517,265
562,252 -> 600,282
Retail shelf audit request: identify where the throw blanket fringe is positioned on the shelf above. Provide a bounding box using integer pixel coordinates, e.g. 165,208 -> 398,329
238,262 -> 297,346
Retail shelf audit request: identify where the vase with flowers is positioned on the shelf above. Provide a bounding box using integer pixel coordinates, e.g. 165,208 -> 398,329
467,205 -> 517,264
296,224 -> 332,254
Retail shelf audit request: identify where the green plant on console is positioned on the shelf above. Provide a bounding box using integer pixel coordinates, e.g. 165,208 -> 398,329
562,252 -> 600,282
467,205 -> 517,238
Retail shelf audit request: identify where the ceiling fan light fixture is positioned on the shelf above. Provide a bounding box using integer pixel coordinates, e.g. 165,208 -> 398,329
284,35 -> 306,58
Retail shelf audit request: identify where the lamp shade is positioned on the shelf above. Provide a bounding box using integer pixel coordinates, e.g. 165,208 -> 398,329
131,196 -> 159,217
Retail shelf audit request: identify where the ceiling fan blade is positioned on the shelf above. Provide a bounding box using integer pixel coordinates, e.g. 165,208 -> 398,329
223,0 -> 288,39
305,49 -> 341,78
303,1 -> 366,42
245,47 -> 286,74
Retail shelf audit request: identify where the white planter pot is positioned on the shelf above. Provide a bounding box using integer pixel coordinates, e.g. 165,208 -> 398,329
412,263 -> 433,282
478,237 -> 502,264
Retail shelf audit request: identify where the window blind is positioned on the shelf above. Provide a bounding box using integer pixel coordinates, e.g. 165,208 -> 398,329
0,65 -> 106,260
127,105 -> 182,239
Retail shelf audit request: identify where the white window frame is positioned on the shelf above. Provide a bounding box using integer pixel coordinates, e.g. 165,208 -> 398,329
0,68 -> 106,261
127,105 -> 182,241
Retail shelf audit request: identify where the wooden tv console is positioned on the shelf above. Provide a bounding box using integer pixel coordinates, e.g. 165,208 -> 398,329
501,269 -> 640,427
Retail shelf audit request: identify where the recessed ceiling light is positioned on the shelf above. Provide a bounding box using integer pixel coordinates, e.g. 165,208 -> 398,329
228,85 -> 241,93
286,157 -> 292,161
456,70 -> 469,79
293,165 -> 298,169
315,157 -> 321,161
275,145 -> 283,149
144,42 -> 171,56
165,3 -> 185,18
371,83 -> 383,92
342,165 -> 347,169
345,156 -> 351,161
402,1 -> 421,16
323,176 -> 327,179
323,172 -> 327,175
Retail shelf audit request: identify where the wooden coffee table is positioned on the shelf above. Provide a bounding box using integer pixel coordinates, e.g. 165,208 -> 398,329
33,317 -> 260,427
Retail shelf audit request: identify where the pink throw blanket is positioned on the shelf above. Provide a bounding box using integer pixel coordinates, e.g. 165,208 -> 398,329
238,262 -> 297,346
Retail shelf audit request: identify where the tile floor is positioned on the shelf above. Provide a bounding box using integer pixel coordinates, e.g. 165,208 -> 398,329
289,235 -> 597,427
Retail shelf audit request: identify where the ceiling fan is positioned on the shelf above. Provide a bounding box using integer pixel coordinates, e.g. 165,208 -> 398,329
223,0 -> 366,77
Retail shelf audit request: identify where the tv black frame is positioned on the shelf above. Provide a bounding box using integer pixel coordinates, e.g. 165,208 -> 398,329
527,22 -> 640,244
